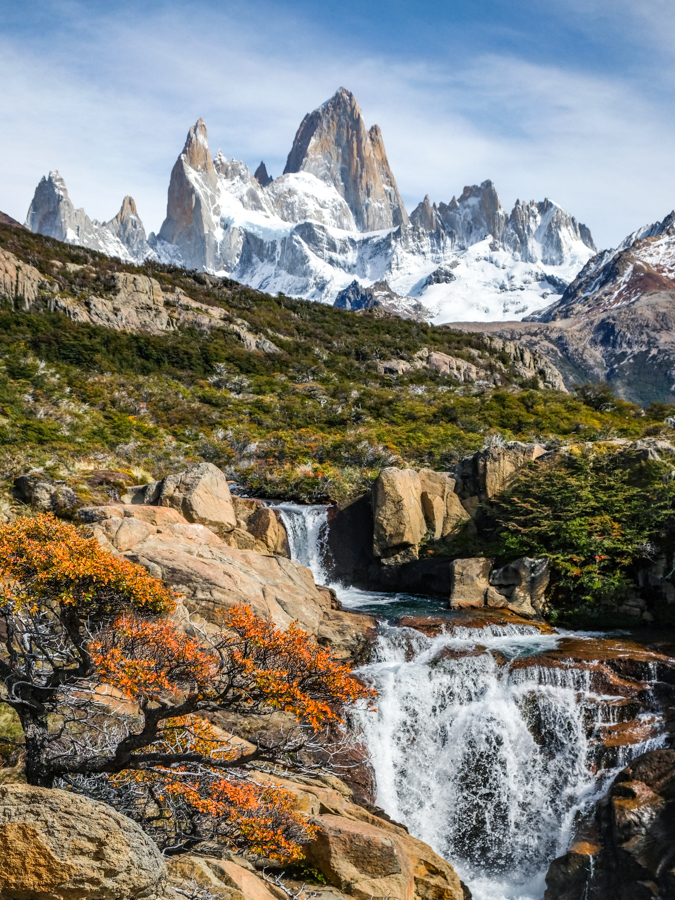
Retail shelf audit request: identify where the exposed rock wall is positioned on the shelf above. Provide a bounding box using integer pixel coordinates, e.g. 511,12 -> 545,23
25,171 -> 152,263
545,749 -> 675,900
0,784 -> 168,900
81,503 -> 374,661
0,248 -> 44,308
284,88 -> 409,233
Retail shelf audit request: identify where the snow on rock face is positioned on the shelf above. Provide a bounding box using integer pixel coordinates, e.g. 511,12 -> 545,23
24,89 -> 597,324
24,172 -> 152,264
534,210 -> 675,321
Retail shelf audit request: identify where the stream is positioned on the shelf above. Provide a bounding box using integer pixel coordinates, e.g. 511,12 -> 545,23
272,502 -> 673,900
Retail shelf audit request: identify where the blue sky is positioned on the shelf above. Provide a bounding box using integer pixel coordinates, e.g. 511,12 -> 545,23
2,0 -> 675,248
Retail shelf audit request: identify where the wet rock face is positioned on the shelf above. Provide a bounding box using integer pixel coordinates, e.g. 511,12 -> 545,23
0,784 -> 167,900
545,749 -> 675,900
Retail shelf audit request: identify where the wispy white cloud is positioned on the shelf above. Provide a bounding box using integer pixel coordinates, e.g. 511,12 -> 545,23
1,0 -> 675,248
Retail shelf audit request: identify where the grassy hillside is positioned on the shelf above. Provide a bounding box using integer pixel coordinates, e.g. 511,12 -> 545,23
0,221 -> 671,509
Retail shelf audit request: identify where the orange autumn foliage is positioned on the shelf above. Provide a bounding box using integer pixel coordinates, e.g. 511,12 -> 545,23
0,514 -> 176,617
114,715 -> 316,861
0,514 -> 373,861
92,604 -> 375,730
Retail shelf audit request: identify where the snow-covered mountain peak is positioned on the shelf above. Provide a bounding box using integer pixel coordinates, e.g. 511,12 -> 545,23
283,87 -> 409,232
24,88 -> 598,323
534,209 -> 675,321
24,171 -> 151,263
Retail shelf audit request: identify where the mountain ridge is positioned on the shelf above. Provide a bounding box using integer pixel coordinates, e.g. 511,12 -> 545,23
24,88 -> 596,323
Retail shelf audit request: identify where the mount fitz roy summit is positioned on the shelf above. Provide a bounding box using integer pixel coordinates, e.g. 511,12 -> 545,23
24,88 -> 597,323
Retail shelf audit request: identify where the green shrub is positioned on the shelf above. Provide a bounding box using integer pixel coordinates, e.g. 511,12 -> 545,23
491,447 -> 675,620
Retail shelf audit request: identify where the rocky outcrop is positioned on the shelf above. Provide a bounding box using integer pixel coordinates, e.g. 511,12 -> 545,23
488,557 -> 550,617
0,248 -> 44,308
284,88 -> 408,233
448,556 -> 550,618
454,441 -> 546,506
545,749 -> 675,900
250,772 -> 468,900
13,472 -> 80,514
121,466 -> 289,556
0,783 -> 167,900
25,171 -> 152,264
448,558 -> 492,609
374,344 -> 565,391
4,251 -> 282,343
157,462 -> 237,534
230,496 -> 291,557
81,504 -> 374,661
372,468 -> 426,561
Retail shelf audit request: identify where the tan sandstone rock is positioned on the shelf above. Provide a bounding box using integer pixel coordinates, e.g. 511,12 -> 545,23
0,784 -> 167,900
455,441 -> 546,503
372,468 -> 426,558
449,558 -> 492,609
230,496 -> 291,557
489,557 -> 550,618
418,469 -> 470,540
425,351 -> 479,382
249,772 -> 466,900
158,462 -> 237,534
84,504 -> 374,661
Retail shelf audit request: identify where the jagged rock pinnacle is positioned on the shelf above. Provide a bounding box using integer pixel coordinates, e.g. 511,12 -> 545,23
254,162 -> 273,187
283,88 -> 409,232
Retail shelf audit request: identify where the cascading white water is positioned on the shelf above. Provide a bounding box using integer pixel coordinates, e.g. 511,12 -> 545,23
271,503 -> 330,584
273,501 -> 667,900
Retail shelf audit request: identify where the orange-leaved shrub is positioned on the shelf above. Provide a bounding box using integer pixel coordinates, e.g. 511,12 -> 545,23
0,513 -> 374,860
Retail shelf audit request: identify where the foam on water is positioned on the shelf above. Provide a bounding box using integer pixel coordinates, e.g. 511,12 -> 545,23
273,502 -> 667,900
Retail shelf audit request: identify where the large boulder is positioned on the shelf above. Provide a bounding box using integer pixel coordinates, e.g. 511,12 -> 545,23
545,749 -> 675,900
488,557 -> 550,618
13,473 -> 80,514
372,468 -> 426,559
0,784 -> 167,900
81,505 -> 375,662
229,496 -> 290,557
418,469 -> 470,540
448,558 -> 492,609
157,462 -> 237,534
253,773 -> 468,900
454,442 -> 546,504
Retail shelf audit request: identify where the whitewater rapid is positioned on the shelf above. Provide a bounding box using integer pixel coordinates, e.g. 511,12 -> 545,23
273,503 -> 667,900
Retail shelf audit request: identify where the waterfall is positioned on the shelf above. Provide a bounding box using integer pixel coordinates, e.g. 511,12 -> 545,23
273,500 -> 668,900
271,503 -> 330,584
354,624 -> 665,900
